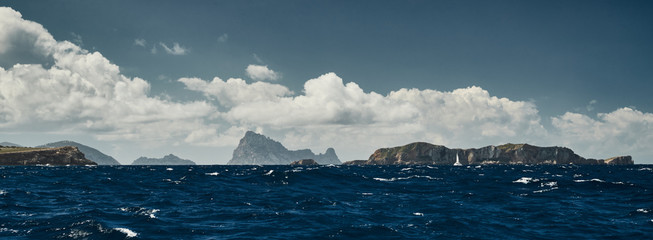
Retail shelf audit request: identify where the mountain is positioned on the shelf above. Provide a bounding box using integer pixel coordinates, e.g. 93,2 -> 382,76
0,146 -> 96,166
38,141 -> 120,165
344,142 -> 633,165
227,131 -> 341,165
0,142 -> 23,147
131,154 -> 196,165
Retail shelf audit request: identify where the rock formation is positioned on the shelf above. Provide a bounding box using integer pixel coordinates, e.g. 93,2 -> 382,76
344,142 -> 633,165
0,146 -> 97,166
38,141 -> 120,165
290,159 -> 319,166
228,131 -> 341,165
131,154 -> 196,165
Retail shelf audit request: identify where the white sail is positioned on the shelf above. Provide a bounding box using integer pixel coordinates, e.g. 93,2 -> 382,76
454,153 -> 462,166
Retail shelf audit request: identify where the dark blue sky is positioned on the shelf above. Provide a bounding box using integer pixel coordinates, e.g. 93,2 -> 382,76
1,0 -> 652,163
8,0 -> 652,116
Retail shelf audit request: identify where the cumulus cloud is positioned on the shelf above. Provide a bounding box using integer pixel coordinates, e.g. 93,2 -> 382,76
245,64 -> 280,81
0,7 -> 214,143
179,77 -> 292,107
159,42 -> 189,55
552,107 -> 653,160
134,38 -> 146,47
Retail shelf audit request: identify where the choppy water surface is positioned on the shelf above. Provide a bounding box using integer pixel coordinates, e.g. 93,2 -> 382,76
1,165 -> 652,239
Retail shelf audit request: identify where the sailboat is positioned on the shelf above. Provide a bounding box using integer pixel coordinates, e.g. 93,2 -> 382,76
454,153 -> 462,166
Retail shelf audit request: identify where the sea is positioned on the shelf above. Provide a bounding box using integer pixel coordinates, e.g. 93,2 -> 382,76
1,164 -> 652,239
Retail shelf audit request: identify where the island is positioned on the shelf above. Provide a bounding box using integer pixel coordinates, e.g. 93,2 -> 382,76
228,131 -> 341,165
37,140 -> 120,165
344,142 -> 633,165
0,145 -> 97,166
131,154 -> 196,165
290,159 -> 320,166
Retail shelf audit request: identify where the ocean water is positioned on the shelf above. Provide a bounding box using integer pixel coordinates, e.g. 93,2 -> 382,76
1,165 -> 652,239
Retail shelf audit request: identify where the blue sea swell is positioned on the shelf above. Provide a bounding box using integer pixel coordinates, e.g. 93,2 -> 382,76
1,165 -> 652,239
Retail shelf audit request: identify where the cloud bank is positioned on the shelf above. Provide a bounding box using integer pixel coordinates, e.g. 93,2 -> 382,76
0,7 -> 214,144
1,6 -> 651,162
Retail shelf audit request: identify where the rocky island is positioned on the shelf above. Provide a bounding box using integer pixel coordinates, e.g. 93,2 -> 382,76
38,141 -> 120,165
228,131 -> 341,165
0,145 -> 97,166
344,142 -> 633,165
290,159 -> 320,166
131,154 -> 196,165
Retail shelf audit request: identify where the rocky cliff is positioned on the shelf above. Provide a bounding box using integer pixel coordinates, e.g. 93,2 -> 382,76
344,142 -> 633,165
131,154 -> 196,165
0,146 -> 97,166
290,159 -> 319,166
38,141 -> 120,165
227,131 -> 341,165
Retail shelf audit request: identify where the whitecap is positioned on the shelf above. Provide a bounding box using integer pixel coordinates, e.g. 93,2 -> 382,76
166,168 -> 173,171
413,212 -> 424,216
0,190 -> 6,195
533,187 -> 558,193
148,209 -> 160,219
513,177 -> 539,184
373,175 -> 440,182
373,177 -> 396,182
637,208 -> 650,213
205,172 -> 219,176
114,228 -> 138,238
361,192 -> 373,196
638,167 -> 652,171
264,170 -> 274,176
574,179 -> 605,183
541,181 -> 558,188
0,228 -> 19,234
401,168 -> 412,171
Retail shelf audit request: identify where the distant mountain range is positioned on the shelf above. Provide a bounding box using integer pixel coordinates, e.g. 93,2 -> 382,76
37,141 -> 120,165
131,154 -> 196,165
228,131 -> 341,165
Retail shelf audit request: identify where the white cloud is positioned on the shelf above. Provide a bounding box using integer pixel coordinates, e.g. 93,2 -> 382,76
217,33 -> 228,43
0,7 -> 214,144
184,126 -> 247,147
245,64 -> 280,81
150,45 -> 157,54
552,107 -> 653,160
179,77 -> 292,107
134,38 -> 146,47
159,42 -> 189,55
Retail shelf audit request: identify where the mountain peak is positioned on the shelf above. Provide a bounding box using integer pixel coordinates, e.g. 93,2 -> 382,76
228,132 -> 340,165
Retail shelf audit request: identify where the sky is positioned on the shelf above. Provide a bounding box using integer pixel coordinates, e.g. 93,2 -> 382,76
1,0 -> 652,164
